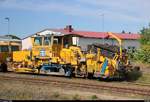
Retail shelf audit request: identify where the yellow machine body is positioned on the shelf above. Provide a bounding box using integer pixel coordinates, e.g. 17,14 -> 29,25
13,51 -> 30,62
11,32 -> 131,79
60,46 -> 83,66
86,50 -> 116,78
85,32 -> 129,78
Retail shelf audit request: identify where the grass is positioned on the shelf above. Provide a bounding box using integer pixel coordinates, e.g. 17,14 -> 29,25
0,80 -> 61,100
72,94 -> 81,100
52,92 -> 60,98
135,73 -> 150,84
0,80 -> 90,100
91,95 -> 98,100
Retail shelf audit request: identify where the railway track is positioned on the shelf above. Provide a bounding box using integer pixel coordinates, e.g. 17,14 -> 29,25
0,74 -> 150,96
2,71 -> 150,87
123,82 -> 150,87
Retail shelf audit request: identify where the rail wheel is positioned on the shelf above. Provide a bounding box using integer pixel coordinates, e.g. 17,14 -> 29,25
78,63 -> 87,78
87,72 -> 94,79
64,64 -> 73,78
0,62 -> 8,72
113,70 -> 126,81
59,67 -> 65,75
0,64 -> 2,72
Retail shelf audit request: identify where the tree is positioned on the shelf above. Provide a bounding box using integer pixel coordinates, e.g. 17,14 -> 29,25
133,24 -> 150,63
140,27 -> 150,45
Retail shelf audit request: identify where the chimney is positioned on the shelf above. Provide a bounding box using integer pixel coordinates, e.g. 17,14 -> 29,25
64,25 -> 73,32
121,30 -> 125,34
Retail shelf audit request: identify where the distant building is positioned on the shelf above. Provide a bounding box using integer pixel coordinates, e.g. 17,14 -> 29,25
0,35 -> 21,52
22,25 -> 141,51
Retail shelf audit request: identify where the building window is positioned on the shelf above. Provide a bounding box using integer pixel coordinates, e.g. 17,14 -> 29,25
11,46 -> 19,51
0,46 -> 9,52
72,37 -> 79,46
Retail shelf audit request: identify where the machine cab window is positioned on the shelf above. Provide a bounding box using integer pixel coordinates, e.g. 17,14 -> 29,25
53,38 -> 58,44
34,37 -> 42,46
44,37 -> 51,46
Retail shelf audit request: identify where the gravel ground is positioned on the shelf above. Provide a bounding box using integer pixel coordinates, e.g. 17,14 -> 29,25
132,61 -> 150,74
0,78 -> 144,100
0,72 -> 150,90
0,72 -> 150,100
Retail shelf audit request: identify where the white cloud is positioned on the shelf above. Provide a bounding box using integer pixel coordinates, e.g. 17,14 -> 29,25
76,0 -> 150,22
0,0 -> 150,23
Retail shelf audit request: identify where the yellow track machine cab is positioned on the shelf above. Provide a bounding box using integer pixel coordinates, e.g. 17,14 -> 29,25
12,34 -> 55,73
12,34 -> 87,77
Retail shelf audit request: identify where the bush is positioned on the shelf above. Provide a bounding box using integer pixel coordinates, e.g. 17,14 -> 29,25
133,45 -> 150,64
135,24 -> 150,64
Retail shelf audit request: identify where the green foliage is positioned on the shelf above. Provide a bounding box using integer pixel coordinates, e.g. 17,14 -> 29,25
133,24 -> 150,63
133,45 -> 150,63
127,49 -> 135,59
140,27 -> 150,45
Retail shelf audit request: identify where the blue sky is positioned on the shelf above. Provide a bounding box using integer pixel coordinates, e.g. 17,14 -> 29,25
0,0 -> 150,38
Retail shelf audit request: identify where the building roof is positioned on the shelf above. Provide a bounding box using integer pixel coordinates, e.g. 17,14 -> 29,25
0,35 -> 21,42
5,35 -> 21,40
51,29 -> 140,40
22,26 -> 140,40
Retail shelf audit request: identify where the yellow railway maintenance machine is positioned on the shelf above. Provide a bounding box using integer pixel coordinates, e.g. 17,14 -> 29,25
0,37 -> 21,72
12,33 -> 87,77
12,32 -> 140,79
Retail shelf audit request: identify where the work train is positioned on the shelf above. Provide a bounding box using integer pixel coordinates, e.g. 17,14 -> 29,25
0,32 -> 140,80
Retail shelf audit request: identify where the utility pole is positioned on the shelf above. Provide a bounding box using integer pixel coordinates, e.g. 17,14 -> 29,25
5,17 -> 10,35
102,13 -> 104,44
99,13 -> 105,44
5,17 -> 11,52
